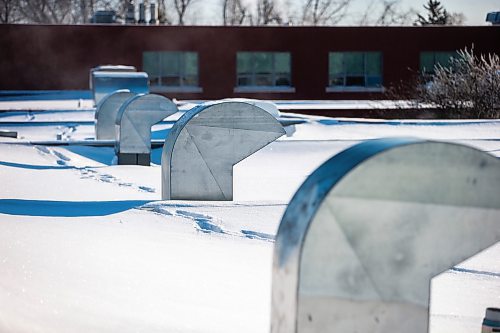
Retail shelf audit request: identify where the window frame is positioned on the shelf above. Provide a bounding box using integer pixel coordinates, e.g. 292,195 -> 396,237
142,51 -> 202,93
326,51 -> 384,93
234,52 -> 295,93
419,51 -> 458,81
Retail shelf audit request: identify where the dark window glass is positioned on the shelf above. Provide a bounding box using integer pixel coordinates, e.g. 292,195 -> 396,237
345,52 -> 364,75
275,76 -> 291,86
366,76 -> 382,87
254,53 -> 273,74
329,52 -> 382,88
237,53 -> 253,75
366,52 -> 381,76
183,75 -> 198,86
142,51 -> 199,87
237,76 -> 252,86
255,74 -> 273,86
346,76 -> 365,86
161,52 -> 180,76
274,53 -> 291,73
420,51 -> 457,75
330,76 -> 344,86
162,76 -> 181,86
236,52 -> 291,87
329,53 -> 343,76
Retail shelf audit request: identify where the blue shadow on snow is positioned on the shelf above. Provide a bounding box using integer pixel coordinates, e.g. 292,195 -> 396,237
63,146 -> 116,166
0,199 -> 151,217
0,160 -> 76,170
0,90 -> 92,101
151,128 -> 169,140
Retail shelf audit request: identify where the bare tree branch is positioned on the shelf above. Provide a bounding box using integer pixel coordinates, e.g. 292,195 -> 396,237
16,0 -> 74,23
0,0 -> 21,23
358,0 -> 417,26
301,0 -> 350,26
74,0 -> 95,23
171,0 -> 195,25
2,0 -> 133,24
256,0 -> 282,25
222,0 -> 248,25
157,0 -> 172,24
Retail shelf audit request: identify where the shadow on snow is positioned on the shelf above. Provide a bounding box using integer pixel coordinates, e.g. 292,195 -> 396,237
0,199 -> 151,217
0,160 -> 76,170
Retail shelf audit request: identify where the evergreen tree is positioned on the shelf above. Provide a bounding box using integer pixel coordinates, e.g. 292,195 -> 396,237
416,0 -> 449,25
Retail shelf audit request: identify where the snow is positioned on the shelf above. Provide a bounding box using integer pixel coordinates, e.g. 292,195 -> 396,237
0,100 -> 94,111
0,100 -> 499,333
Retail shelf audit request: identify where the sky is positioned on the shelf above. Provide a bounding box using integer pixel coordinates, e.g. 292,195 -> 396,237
361,0 -> 499,25
186,0 -> 499,25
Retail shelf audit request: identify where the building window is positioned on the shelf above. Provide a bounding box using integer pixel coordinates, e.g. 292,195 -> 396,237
235,52 -> 294,92
328,52 -> 383,91
142,51 -> 201,92
420,51 -> 457,76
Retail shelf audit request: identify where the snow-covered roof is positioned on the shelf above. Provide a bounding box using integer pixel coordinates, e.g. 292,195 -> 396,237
0,98 -> 499,332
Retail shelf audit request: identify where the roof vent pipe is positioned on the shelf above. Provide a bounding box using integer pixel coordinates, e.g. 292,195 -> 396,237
138,2 -> 146,23
125,1 -> 136,24
150,3 -> 158,24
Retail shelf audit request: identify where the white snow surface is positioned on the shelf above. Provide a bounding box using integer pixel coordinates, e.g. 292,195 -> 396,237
0,101 -> 499,333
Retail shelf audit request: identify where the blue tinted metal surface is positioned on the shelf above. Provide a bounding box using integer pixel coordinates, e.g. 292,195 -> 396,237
92,71 -> 149,105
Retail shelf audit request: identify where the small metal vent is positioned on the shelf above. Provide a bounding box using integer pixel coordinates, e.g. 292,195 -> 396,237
486,12 -> 500,25
91,10 -> 117,24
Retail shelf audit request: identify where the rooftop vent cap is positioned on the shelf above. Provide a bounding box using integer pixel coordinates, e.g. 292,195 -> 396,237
91,10 -> 117,24
486,12 -> 500,24
125,1 -> 136,24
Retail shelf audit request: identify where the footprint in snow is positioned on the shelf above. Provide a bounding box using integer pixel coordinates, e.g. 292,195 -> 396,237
99,174 -> 115,183
138,186 -> 155,193
35,146 -> 71,166
34,146 -> 50,154
139,204 -> 274,241
52,150 -> 71,162
34,145 -> 156,193
241,230 -> 275,241
175,210 -> 225,234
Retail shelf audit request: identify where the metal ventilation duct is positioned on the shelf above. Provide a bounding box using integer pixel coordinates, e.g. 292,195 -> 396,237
125,1 -> 136,24
115,94 -> 177,165
161,101 -> 285,200
272,138 -> 500,333
91,71 -> 149,106
95,90 -> 136,140
138,3 -> 146,23
90,10 -> 117,24
150,3 -> 158,24
486,12 -> 500,24
89,65 -> 137,90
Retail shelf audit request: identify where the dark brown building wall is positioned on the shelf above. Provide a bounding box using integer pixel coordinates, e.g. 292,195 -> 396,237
0,24 -> 499,100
